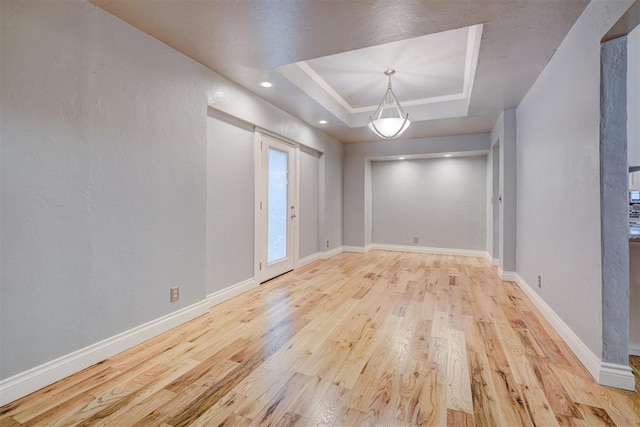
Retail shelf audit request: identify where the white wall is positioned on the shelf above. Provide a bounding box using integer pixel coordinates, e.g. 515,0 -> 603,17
206,114 -> 255,294
372,156 -> 487,250
629,25 -> 640,166
343,134 -> 490,248
0,0 -> 343,386
516,0 -> 634,358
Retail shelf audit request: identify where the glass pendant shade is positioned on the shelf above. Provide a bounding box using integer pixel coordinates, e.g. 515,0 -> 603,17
369,69 -> 411,139
368,118 -> 411,139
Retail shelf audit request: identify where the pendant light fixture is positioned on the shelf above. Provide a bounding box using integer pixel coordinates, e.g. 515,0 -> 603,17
368,69 -> 411,139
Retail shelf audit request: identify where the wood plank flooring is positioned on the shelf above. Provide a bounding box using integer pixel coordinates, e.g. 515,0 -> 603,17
1,251 -> 639,426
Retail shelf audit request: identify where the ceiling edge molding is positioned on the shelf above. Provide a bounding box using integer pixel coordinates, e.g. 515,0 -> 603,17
369,149 -> 489,162
463,24 -> 484,110
296,61 -> 355,113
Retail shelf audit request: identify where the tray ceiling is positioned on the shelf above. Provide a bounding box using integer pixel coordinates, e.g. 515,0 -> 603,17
89,0 -> 590,143
298,27 -> 470,110
277,25 -> 482,128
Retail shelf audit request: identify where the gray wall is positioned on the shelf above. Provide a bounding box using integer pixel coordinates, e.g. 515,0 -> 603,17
343,154 -> 366,247
515,0 -> 634,358
299,150 -> 320,258
343,134 -> 490,248
485,145 -> 500,259
364,160 -> 373,247
206,114 -> 254,294
629,21 -> 640,355
491,109 -> 517,273
1,0 -> 207,378
485,152 -> 493,255
206,115 -> 322,291
1,0 -> 342,381
372,156 -> 487,250
319,139 -> 343,251
492,146 -> 500,258
600,36 -> 630,364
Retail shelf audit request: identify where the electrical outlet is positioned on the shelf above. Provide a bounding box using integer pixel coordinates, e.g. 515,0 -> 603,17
537,275 -> 542,288
413,236 -> 418,244
170,286 -> 179,302
326,240 -> 329,248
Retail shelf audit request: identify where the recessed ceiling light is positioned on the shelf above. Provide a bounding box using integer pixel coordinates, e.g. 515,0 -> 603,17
398,157 -> 405,160
444,154 -> 452,157
318,120 -> 328,125
260,81 -> 273,88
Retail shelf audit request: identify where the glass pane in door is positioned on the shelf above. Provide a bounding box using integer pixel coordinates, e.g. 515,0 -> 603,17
267,148 -> 288,263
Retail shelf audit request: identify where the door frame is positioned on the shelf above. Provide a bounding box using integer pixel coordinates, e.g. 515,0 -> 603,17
254,131 -> 300,283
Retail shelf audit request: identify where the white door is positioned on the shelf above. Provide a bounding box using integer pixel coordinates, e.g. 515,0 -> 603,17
256,133 -> 298,282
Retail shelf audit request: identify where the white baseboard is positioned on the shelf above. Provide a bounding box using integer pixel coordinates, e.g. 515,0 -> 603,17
484,252 -> 493,264
207,278 -> 257,307
343,245 -> 373,254
319,246 -> 344,259
295,253 -> 320,268
0,300 -> 209,406
630,344 -> 640,357
498,268 -> 517,281
599,361 -> 636,390
513,274 -> 635,391
297,247 -> 345,266
372,244 -> 487,258
492,258 -> 499,266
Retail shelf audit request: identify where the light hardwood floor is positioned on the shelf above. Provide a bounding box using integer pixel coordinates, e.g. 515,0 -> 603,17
1,251 -> 639,426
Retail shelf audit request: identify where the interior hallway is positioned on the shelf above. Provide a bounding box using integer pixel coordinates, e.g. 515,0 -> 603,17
0,251 -> 638,425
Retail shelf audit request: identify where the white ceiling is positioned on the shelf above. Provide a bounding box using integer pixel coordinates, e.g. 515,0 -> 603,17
89,0 -> 590,143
